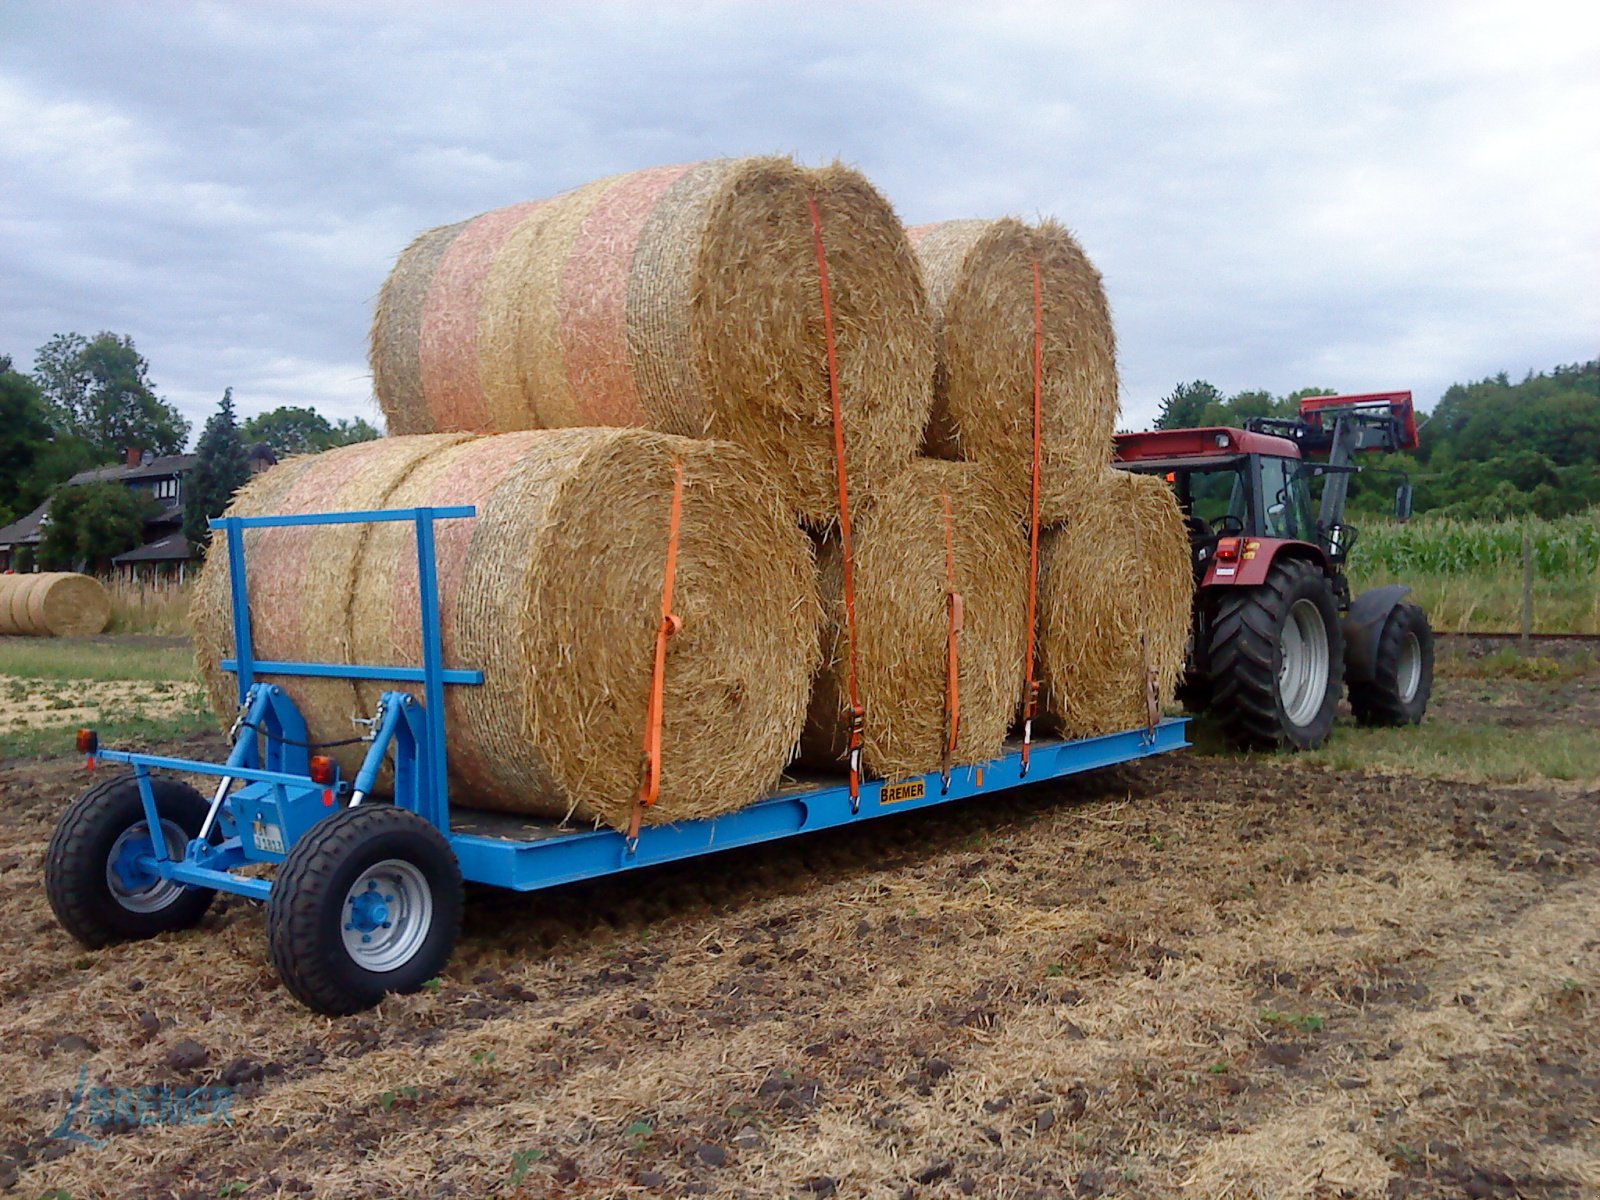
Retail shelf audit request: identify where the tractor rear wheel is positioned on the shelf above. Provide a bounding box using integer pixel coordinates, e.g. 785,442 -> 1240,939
267,805 -> 462,1016
1350,603 -> 1433,726
1207,558 -> 1343,750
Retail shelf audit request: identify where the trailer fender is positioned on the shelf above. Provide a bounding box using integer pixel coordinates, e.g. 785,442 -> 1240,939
1342,585 -> 1412,684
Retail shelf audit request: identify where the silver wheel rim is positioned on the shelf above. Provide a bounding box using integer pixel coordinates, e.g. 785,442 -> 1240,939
341,859 -> 432,973
1279,598 -> 1331,728
106,819 -> 189,913
1397,630 -> 1422,704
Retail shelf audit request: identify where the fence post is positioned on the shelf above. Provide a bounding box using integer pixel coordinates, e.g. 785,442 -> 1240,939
1520,527 -> 1534,650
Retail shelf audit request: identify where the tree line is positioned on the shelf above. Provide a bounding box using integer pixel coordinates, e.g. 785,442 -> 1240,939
1,331 -> 379,566
1154,359 -> 1600,519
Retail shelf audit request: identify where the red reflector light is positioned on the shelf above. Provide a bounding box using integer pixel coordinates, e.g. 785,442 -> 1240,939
1215,538 -> 1241,562
1164,472 -> 1176,483
309,755 -> 335,786
76,728 -> 98,755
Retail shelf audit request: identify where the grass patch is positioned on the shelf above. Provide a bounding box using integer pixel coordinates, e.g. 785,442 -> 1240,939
105,578 -> 193,636
1298,718 -> 1600,785
0,636 -> 196,683
1436,648 -> 1596,682
0,703 -> 214,762
1347,567 -> 1600,634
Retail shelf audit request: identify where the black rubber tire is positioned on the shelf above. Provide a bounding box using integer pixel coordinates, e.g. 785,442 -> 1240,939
1350,603 -> 1434,727
266,805 -> 462,1016
1207,557 -> 1344,751
45,773 -> 216,948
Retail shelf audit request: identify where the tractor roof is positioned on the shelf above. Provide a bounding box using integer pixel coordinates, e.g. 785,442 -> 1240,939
1114,426 -> 1302,464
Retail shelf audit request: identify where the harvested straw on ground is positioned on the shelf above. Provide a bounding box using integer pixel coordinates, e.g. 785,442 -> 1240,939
193,431 -> 821,829
0,572 -> 110,637
908,218 -> 1119,521
370,156 -> 933,523
801,460 -> 1028,779
1037,469 -> 1192,737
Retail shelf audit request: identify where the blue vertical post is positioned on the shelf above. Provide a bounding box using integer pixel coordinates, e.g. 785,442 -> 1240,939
413,509 -> 451,833
222,518 -> 256,704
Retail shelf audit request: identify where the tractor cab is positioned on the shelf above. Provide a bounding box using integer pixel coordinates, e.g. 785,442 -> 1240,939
1114,427 -> 1325,589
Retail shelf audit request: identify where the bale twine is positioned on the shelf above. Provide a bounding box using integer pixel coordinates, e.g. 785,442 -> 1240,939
801,460 -> 1028,779
370,156 -> 933,524
0,572 -> 109,636
908,218 -> 1119,521
193,430 -> 821,829
1037,469 -> 1192,737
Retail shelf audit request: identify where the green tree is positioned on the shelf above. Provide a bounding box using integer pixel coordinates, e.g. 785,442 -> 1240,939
32,331 -> 190,460
330,415 -> 381,446
184,388 -> 251,554
241,405 -> 334,456
0,362 -> 96,525
241,405 -> 381,455
1155,380 -> 1226,429
38,482 -> 155,570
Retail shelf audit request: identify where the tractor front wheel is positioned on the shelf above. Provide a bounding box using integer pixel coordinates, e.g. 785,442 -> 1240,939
1350,603 -> 1434,726
266,805 -> 462,1016
1207,558 -> 1343,750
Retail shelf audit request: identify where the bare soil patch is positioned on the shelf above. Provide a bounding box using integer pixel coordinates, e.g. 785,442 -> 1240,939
0,678 -> 1594,1198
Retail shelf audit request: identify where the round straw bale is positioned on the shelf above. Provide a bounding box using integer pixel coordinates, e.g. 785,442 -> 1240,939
370,156 -> 933,523
802,460 -> 1028,779
908,218 -> 1119,522
0,573 -> 109,636
190,437 -> 476,777
194,430 -> 821,829
1037,469 -> 1192,737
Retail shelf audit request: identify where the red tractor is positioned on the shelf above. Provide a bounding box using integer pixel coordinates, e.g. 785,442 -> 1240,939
1115,392 -> 1434,750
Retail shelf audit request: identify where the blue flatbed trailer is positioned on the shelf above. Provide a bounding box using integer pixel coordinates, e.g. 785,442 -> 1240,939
45,506 -> 1187,1015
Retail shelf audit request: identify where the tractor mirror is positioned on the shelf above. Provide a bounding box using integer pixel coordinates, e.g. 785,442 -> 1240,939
1395,483 -> 1414,522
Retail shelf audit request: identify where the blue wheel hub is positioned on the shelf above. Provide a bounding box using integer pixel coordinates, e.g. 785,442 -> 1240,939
345,881 -> 394,939
111,833 -> 160,893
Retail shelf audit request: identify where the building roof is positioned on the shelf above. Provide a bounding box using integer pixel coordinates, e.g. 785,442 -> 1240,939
112,530 -> 194,564
0,501 -> 51,547
67,453 -> 198,487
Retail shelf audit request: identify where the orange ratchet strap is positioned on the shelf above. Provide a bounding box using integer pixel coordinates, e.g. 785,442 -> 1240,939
940,491 -> 963,792
808,195 -> 866,806
1021,258 -> 1044,775
629,458 -> 686,843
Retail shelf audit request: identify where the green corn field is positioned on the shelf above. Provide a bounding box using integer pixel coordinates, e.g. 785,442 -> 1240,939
1347,508 -> 1600,633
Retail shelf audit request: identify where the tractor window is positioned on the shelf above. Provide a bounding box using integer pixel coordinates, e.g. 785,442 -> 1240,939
1259,456 -> 1314,539
1187,465 -> 1249,528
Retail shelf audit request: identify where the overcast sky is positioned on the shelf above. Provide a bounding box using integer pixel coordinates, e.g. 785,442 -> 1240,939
2,1 -> 1596,439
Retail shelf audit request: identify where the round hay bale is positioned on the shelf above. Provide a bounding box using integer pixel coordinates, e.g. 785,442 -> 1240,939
802,460 -> 1028,779
370,156 -> 933,524
190,436 -> 475,778
1037,469 -> 1192,737
194,430 -> 821,829
0,572 -> 109,636
908,217 -> 1119,521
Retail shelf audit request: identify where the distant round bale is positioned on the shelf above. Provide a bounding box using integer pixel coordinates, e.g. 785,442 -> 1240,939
370,156 -> 933,523
193,431 -> 821,830
802,460 -> 1028,779
908,217 -> 1119,521
0,572 -> 110,637
1037,469 -> 1192,737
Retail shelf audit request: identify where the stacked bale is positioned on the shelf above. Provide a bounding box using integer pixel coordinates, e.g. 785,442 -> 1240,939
908,218 -> 1119,520
192,432 -> 821,829
0,572 -> 110,637
801,461 -> 1028,779
1036,469 -> 1192,737
371,156 -> 933,524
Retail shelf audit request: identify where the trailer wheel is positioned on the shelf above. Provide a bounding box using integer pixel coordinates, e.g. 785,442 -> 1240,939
267,806 -> 461,1016
46,774 -> 216,948
1349,603 -> 1433,727
1207,557 -> 1343,750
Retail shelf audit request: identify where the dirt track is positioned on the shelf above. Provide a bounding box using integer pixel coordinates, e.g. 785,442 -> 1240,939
1,675 -> 1596,1198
